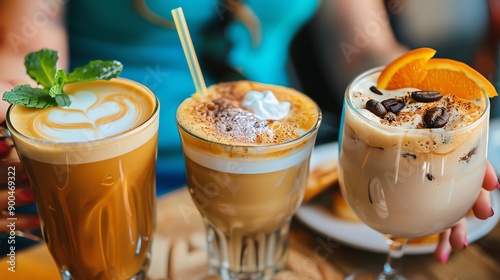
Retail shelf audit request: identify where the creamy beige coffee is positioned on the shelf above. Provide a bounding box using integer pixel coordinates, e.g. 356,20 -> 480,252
339,68 -> 489,238
7,79 -> 159,280
176,81 -> 321,279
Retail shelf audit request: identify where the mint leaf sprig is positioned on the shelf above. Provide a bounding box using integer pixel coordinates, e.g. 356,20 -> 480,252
3,49 -> 123,108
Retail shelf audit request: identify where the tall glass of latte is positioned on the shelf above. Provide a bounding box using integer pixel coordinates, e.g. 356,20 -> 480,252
6,78 -> 159,280
176,81 -> 321,280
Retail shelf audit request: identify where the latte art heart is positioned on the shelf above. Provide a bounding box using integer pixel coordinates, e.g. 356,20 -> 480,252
8,79 -> 157,165
33,90 -> 145,142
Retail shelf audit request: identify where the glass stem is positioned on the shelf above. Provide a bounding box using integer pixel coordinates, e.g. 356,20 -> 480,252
381,236 -> 409,279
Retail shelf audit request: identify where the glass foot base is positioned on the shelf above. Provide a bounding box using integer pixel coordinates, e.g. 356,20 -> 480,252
208,266 -> 277,280
60,268 -> 147,280
345,266 -> 406,280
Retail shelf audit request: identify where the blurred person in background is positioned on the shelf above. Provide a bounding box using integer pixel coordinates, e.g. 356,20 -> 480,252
0,0 -> 320,246
0,0 -> 320,194
305,0 -> 500,118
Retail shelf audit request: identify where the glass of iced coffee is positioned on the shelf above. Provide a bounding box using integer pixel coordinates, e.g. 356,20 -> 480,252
176,81 -> 321,280
6,78 -> 159,280
339,48 -> 495,279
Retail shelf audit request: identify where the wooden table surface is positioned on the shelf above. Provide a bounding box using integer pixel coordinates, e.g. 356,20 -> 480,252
290,191 -> 500,280
1,187 -> 499,280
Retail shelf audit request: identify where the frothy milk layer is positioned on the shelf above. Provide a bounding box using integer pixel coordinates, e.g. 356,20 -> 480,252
177,81 -> 320,172
39,90 -> 140,141
183,140 -> 314,173
347,70 -> 488,154
8,79 -> 158,164
11,81 -> 153,142
177,81 -> 319,146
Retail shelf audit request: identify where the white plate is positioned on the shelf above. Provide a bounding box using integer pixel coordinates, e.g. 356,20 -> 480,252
297,142 -> 500,254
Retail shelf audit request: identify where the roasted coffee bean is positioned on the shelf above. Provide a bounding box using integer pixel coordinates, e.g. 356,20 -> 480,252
366,99 -> 387,117
424,107 -> 448,128
411,91 -> 443,102
369,86 -> 383,95
381,98 -> 405,113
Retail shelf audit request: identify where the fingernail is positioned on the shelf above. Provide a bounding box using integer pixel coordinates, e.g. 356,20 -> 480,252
18,188 -> 35,203
438,251 -> 450,263
463,237 -> 468,249
496,181 -> 500,189
490,206 -> 495,217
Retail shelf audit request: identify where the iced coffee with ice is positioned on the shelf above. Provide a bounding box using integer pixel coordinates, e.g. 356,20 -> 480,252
339,66 -> 490,238
176,81 -> 321,279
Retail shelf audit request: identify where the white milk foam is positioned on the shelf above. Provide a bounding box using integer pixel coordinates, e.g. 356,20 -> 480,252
40,90 -> 141,142
346,70 -> 487,154
184,140 -> 314,174
8,79 -> 158,164
350,72 -> 484,131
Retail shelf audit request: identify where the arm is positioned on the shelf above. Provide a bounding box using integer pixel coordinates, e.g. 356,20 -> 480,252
332,0 -> 407,65
311,0 -> 407,109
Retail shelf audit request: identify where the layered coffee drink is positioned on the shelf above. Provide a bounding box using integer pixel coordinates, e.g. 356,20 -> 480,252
339,67 -> 489,238
7,79 -> 159,280
176,81 -> 321,279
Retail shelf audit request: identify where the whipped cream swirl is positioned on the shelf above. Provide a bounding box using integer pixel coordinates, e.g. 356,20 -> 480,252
242,90 -> 290,120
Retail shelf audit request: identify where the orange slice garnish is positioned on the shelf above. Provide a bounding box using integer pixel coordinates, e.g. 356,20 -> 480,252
377,47 -> 498,100
377,47 -> 436,90
418,58 -> 498,100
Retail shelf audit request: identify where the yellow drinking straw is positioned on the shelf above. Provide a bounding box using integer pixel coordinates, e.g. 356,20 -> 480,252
171,7 -> 208,97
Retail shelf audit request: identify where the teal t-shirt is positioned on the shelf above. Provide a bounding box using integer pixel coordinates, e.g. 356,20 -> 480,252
67,0 -> 319,193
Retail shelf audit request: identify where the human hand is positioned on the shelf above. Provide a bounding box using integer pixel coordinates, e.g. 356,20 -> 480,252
0,127 -> 39,233
434,162 -> 499,263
